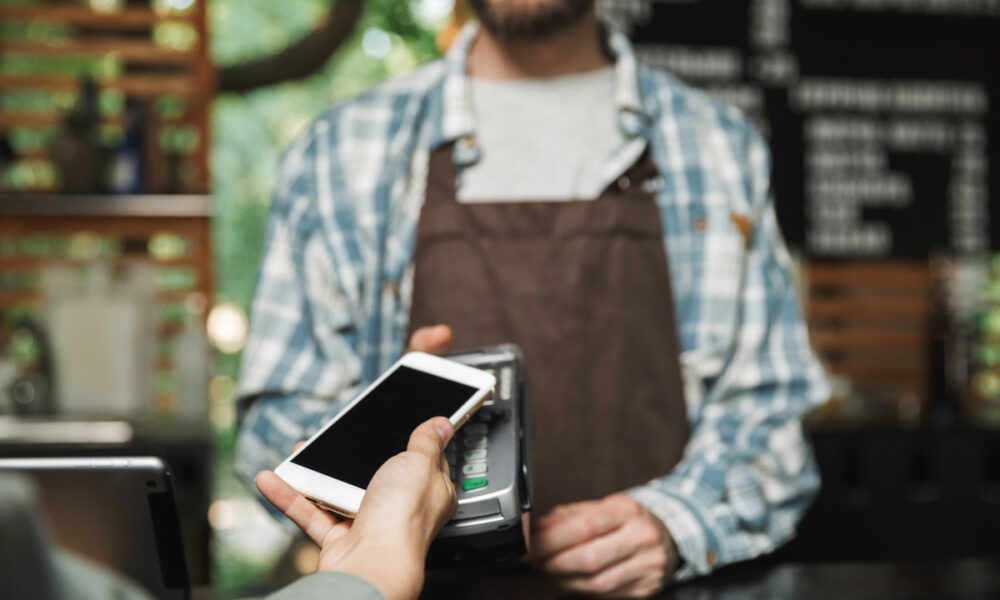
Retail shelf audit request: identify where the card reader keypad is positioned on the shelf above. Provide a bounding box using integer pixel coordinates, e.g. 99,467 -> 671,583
446,365 -> 513,497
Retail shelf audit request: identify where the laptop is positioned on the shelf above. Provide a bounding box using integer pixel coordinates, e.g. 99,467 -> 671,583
0,457 -> 190,600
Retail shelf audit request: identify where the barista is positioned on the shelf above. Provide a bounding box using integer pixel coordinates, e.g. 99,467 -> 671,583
236,1 -> 829,596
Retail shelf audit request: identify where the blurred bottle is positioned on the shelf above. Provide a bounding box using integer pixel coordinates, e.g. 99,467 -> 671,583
50,77 -> 108,193
107,100 -> 146,194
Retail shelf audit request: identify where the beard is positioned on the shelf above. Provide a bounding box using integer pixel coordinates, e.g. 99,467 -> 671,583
468,0 -> 595,41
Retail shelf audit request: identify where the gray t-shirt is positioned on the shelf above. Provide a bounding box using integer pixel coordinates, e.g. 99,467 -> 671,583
459,66 -> 622,202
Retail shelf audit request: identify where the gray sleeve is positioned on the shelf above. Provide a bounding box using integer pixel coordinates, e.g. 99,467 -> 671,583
263,572 -> 386,600
0,474 -> 59,600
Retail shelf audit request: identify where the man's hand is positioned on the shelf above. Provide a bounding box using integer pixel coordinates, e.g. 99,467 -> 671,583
529,493 -> 681,598
405,324 -> 452,355
256,417 -> 458,600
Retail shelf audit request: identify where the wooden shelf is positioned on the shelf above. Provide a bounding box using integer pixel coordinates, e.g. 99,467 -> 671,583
812,330 -> 925,352
0,112 -> 125,130
0,288 -> 195,308
0,255 -> 200,271
0,194 -> 211,219
809,297 -> 929,320
0,5 -> 190,29
809,263 -> 929,288
0,74 -> 197,99
1,39 -> 197,66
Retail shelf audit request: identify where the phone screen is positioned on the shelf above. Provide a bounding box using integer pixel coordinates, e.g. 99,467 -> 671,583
291,365 -> 478,488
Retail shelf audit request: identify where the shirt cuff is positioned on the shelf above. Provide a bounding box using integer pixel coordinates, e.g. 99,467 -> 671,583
626,483 -> 720,581
265,571 -> 386,600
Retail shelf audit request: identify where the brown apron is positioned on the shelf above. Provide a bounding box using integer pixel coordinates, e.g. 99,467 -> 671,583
408,142 -> 689,514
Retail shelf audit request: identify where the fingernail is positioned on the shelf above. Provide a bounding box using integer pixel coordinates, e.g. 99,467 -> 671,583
433,419 -> 452,444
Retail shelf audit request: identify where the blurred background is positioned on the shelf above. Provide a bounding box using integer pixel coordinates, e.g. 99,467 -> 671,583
0,0 -> 997,593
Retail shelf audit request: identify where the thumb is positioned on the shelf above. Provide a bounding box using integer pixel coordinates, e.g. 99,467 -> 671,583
406,324 -> 452,355
407,417 -> 454,459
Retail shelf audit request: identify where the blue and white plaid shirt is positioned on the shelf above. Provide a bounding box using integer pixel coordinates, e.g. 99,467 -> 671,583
236,23 -> 830,580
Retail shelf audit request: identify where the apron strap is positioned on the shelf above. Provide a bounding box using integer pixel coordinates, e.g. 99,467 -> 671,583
425,141 -> 458,205
600,148 -> 659,198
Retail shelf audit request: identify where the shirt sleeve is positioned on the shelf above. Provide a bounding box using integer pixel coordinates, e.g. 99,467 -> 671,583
627,125 -> 830,580
261,572 -> 386,600
234,134 -> 363,493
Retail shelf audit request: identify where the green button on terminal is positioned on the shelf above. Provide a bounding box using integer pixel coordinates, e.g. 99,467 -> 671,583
462,477 -> 488,492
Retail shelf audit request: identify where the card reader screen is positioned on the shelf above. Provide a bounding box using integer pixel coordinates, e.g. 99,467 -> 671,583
292,365 -> 477,488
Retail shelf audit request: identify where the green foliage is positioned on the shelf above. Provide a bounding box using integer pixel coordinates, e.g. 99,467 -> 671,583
211,0 -> 440,316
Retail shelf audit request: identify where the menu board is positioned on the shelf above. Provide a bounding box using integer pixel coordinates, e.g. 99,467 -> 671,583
599,0 -> 999,258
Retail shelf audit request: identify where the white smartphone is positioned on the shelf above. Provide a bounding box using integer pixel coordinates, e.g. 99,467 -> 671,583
274,351 -> 496,518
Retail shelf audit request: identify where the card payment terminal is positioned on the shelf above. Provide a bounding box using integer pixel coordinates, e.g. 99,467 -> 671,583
427,344 -> 533,566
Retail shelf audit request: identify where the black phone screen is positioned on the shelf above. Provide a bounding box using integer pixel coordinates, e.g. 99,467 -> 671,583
291,365 -> 478,489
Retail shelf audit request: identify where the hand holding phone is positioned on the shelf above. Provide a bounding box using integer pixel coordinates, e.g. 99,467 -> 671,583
275,352 -> 496,517
258,416 -> 458,600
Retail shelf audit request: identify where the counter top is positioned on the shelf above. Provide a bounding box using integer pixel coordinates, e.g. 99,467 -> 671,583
418,558 -> 1000,599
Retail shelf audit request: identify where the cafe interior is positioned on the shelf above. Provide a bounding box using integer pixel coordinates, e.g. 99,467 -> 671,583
1,0 -> 998,598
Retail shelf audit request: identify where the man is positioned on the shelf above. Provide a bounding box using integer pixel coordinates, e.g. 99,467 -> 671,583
236,0 -> 829,596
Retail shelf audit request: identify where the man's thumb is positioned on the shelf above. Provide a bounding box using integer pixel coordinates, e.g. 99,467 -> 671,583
407,324 -> 452,355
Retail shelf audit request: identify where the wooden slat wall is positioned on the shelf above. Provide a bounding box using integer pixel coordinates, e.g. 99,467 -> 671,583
0,5 -> 188,28
0,1 -> 213,193
807,261 -> 931,412
0,195 -> 213,415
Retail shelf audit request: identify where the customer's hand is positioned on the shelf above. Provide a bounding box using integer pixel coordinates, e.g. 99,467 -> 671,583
405,324 -> 452,355
256,417 -> 458,600
529,493 -> 680,598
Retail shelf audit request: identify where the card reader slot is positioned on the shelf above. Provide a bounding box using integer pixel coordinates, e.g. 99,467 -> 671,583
454,498 -> 501,521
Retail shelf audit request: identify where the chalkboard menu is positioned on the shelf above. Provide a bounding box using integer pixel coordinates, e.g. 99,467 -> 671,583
599,0 -> 999,258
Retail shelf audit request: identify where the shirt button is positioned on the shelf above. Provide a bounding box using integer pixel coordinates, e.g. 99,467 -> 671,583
460,135 -> 476,149
617,175 -> 631,191
706,550 -> 718,567
619,112 -> 642,137
385,281 -> 400,297
695,217 -> 707,231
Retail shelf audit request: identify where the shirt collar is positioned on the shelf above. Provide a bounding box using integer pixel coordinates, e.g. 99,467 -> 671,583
437,21 -> 647,161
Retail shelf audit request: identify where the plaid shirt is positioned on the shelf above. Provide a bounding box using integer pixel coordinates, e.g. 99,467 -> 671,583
236,23 -> 829,580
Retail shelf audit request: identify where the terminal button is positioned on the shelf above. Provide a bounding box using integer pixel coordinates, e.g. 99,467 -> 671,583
465,423 -> 488,436
462,462 -> 487,476
463,448 -> 487,461
463,435 -> 488,449
462,477 -> 488,492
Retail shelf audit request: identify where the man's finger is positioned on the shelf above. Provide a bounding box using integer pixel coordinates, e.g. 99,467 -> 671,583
531,503 -> 630,560
407,417 -> 454,459
562,547 -> 666,598
527,503 -> 590,561
534,501 -> 589,531
542,519 -> 642,575
406,325 -> 452,355
255,470 -> 338,547
292,441 -> 306,453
